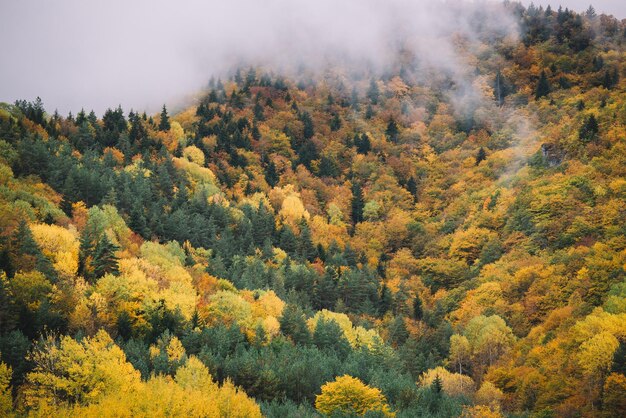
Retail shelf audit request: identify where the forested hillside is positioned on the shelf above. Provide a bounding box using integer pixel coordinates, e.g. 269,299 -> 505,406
1,4 -> 626,417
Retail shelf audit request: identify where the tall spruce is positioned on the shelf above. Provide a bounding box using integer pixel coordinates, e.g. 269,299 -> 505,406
351,182 -> 364,225
159,105 -> 171,131
535,70 -> 551,99
92,234 -> 120,278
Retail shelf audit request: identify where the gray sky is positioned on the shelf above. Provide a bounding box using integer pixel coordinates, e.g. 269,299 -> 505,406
522,1 -> 626,16
0,1 -> 623,116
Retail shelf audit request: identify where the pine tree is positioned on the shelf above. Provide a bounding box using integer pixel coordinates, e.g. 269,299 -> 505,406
314,267 -> 338,310
10,220 -> 55,280
535,70 -> 551,99
301,111 -> 315,140
159,105 -> 171,131
356,133 -> 371,154
494,70 -> 510,106
265,160 -> 279,187
279,226 -> 298,257
351,182 -> 364,225
388,316 -> 409,347
413,295 -> 423,321
407,177 -> 418,201
475,147 -> 487,166
367,79 -> 380,105
432,374 -> 443,394
602,68 -> 619,89
578,114 -> 599,143
92,234 -> 120,278
378,283 -> 392,316
251,120 -> 261,140
377,252 -> 387,279
253,101 -> 265,121
297,219 -> 316,262
312,318 -> 350,357
329,114 -> 341,131
385,119 -> 399,143
0,274 -> 17,333
75,109 -> 87,126
279,304 -> 310,345
350,87 -> 360,110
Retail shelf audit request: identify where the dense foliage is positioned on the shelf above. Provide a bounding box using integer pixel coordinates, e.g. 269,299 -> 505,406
1,3 -> 626,417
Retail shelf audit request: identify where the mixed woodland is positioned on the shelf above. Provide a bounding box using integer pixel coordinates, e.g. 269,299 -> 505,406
1,3 -> 626,417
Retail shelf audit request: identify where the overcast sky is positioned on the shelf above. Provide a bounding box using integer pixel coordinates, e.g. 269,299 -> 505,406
0,1 -> 623,116
522,1 -> 626,16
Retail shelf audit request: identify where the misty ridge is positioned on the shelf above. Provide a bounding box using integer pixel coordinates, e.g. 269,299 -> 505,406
1,0 -> 520,116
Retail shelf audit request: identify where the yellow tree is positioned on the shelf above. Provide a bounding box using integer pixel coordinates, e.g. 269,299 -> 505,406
449,334 -> 471,374
23,330 -> 140,409
0,360 -> 12,417
315,375 -> 394,417
35,358 -> 262,418
577,331 -> 619,404
419,367 -> 475,398
463,315 -> 516,375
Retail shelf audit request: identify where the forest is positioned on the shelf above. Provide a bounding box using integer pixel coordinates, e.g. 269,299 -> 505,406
1,3 -> 626,417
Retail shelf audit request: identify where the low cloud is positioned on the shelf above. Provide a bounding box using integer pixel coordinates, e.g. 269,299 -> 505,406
0,0 -> 519,115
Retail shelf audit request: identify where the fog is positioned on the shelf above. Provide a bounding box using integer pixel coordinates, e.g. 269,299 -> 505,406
0,0 -> 620,116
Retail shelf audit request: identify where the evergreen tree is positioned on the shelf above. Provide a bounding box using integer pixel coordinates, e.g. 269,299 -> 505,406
493,70 -> 511,106
343,244 -> 358,267
432,374 -> 443,394
312,318 -> 350,358
367,79 -> 380,104
297,219 -> 316,262
388,316 -> 409,347
92,234 -> 120,278
385,119 -> 399,143
377,252 -> 387,279
75,108 -> 87,126
253,101 -> 265,121
0,274 -> 17,333
394,282 -> 410,316
329,114 -> 341,131
265,160 -> 279,187
279,226 -> 298,257
252,203 -> 276,247
101,105 -> 127,147
314,268 -> 338,310
475,147 -> 487,166
318,156 -> 339,178
279,304 -> 310,345
251,120 -> 261,140
159,105 -> 171,131
602,68 -> 619,89
10,220 -> 55,280
300,111 -> 315,140
351,182 -> 364,226
350,87 -> 360,110
355,133 -> 371,154
378,283 -> 392,316
578,114 -> 599,143
129,111 -> 147,143
407,177 -> 418,201
413,295 -> 423,321
535,70 -> 551,99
